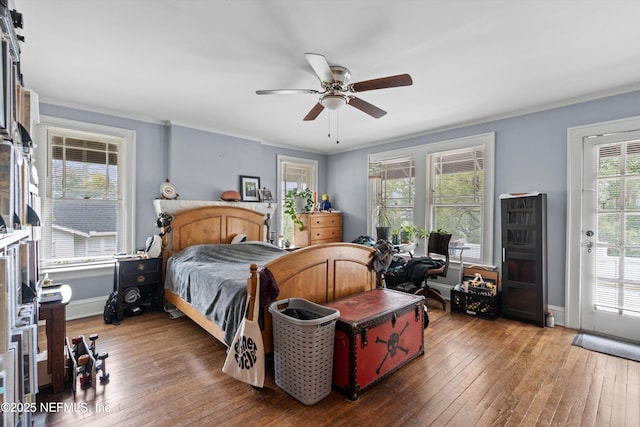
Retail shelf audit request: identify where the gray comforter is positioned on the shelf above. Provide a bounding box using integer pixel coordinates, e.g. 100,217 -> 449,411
164,242 -> 286,345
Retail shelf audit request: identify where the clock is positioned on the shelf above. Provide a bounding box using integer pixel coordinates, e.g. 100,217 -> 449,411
160,180 -> 178,199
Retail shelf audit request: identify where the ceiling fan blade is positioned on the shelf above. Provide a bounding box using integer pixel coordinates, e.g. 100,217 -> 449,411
350,74 -> 413,92
256,89 -> 319,95
347,96 -> 387,118
303,102 -> 325,121
305,53 -> 335,83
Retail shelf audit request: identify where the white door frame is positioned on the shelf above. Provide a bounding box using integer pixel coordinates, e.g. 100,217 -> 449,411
566,115 -> 640,329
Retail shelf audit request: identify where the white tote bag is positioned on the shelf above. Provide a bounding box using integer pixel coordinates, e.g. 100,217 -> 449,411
222,283 -> 265,388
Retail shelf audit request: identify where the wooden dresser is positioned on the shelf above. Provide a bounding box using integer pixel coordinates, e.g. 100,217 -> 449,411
294,212 -> 343,247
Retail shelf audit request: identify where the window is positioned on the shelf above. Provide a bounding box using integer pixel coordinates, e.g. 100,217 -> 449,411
430,146 -> 484,260
368,133 -> 494,264
277,155 -> 317,243
37,118 -> 136,269
369,157 -> 415,231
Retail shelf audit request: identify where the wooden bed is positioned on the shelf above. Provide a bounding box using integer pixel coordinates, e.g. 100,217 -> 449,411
162,205 -> 376,353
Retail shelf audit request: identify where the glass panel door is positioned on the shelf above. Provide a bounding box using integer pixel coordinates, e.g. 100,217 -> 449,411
581,135 -> 640,341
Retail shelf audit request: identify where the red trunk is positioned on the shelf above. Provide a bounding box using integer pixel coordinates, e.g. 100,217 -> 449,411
325,289 -> 425,400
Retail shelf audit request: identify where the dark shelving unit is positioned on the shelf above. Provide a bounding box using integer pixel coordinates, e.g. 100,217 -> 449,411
500,193 -> 547,327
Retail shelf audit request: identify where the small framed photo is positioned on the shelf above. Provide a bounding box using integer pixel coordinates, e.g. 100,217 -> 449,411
259,187 -> 273,202
240,175 -> 260,201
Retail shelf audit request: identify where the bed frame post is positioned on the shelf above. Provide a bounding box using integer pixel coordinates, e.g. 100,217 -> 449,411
247,264 -> 259,321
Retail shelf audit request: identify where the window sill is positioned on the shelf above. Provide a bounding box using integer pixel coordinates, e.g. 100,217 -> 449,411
42,260 -> 116,281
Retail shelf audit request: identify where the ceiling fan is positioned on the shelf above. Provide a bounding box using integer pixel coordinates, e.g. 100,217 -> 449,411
256,53 -> 413,121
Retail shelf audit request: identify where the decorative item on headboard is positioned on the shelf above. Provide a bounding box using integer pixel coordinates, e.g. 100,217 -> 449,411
220,190 -> 241,202
265,213 -> 272,243
156,212 -> 174,231
155,211 -> 174,252
259,187 -> 273,209
258,187 -> 273,202
160,179 -> 179,200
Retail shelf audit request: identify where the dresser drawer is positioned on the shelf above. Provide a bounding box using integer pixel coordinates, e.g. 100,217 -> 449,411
309,214 -> 342,228
118,259 -> 162,286
310,226 -> 342,242
115,257 -> 164,321
294,212 -> 343,247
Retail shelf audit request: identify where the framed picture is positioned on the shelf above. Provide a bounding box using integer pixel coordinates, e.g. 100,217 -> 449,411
258,187 -> 273,202
240,175 -> 260,202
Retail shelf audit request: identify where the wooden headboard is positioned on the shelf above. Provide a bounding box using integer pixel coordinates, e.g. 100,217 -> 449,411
162,205 -> 265,259
160,205 -> 378,354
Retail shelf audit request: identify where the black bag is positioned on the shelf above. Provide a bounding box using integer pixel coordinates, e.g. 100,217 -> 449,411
103,291 -> 120,325
384,256 -> 413,289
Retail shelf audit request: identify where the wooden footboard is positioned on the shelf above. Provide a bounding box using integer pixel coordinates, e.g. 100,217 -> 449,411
161,206 -> 376,354
260,242 -> 376,352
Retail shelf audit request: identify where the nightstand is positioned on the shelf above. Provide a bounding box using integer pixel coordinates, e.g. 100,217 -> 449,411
113,257 -> 163,321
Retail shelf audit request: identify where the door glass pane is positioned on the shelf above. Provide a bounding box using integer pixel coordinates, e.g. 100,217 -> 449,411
626,142 -> 640,174
597,178 -> 622,210
627,177 -> 640,209
624,248 -> 640,282
597,246 -> 620,280
597,213 -> 620,245
625,214 -> 640,245
598,144 -> 620,176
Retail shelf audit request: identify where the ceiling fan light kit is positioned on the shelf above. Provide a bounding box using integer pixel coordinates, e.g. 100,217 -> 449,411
321,94 -> 347,110
256,53 -> 412,121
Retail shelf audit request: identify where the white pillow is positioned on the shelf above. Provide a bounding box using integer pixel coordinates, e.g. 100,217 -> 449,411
230,234 -> 247,244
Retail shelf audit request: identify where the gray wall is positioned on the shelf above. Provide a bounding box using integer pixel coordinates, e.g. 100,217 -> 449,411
328,89 -> 640,308
40,89 -> 640,309
39,104 -> 328,301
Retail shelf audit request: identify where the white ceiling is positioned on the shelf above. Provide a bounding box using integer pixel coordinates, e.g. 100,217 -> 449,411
15,1 -> 640,154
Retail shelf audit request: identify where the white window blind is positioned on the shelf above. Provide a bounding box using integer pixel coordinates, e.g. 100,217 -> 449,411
595,141 -> 640,316
430,145 -> 484,261
42,127 -> 126,267
369,157 -> 415,230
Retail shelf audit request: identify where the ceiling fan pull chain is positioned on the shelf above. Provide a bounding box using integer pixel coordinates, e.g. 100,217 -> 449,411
336,112 -> 340,144
328,113 -> 331,138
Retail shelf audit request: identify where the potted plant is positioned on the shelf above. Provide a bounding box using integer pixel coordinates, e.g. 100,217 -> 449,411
393,223 -> 428,244
375,204 -> 392,241
284,188 -> 314,230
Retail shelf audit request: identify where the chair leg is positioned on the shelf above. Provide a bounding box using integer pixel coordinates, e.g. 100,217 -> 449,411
426,286 -> 446,310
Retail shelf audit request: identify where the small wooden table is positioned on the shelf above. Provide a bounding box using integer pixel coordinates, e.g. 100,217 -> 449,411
38,284 -> 72,394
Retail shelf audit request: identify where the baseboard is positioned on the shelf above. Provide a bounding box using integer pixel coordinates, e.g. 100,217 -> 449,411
430,283 -> 566,326
548,304 -> 565,327
65,295 -> 108,320
64,291 -> 567,327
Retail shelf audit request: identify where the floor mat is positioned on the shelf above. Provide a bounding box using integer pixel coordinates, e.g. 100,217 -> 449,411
572,332 -> 640,362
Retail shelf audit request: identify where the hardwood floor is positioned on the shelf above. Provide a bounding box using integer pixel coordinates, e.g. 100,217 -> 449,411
35,304 -> 639,427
